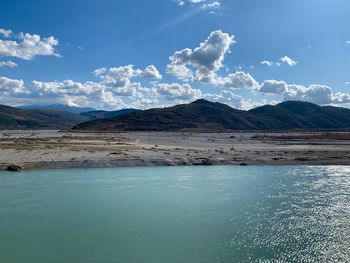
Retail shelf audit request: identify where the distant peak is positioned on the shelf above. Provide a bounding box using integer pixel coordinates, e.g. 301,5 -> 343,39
191,99 -> 211,104
277,100 -> 319,107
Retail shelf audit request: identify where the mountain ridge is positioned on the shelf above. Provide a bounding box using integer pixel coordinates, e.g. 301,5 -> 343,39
73,99 -> 350,132
20,104 -> 96,114
80,109 -> 138,120
0,105 -> 90,129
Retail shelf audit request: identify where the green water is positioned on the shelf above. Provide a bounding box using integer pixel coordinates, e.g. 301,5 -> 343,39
0,166 -> 349,263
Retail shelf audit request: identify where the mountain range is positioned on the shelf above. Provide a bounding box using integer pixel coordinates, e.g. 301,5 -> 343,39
0,105 -> 136,129
80,109 -> 138,120
73,99 -> 350,131
2,100 -> 350,131
20,104 -> 96,114
0,105 -> 89,129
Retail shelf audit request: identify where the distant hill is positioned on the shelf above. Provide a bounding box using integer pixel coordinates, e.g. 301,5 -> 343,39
73,99 -> 350,132
73,99 -> 280,131
249,101 -> 350,129
0,105 -> 89,129
20,104 -> 96,114
80,109 -> 138,120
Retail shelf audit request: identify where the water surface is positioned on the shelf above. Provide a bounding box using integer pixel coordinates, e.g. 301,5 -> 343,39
0,166 -> 349,262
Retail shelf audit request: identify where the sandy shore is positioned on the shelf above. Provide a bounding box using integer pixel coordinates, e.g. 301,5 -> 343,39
1,130 -> 350,170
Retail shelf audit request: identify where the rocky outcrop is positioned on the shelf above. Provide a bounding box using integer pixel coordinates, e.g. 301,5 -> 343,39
6,164 -> 23,171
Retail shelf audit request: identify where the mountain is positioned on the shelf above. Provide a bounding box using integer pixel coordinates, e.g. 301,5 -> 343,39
80,109 -> 138,120
73,100 -> 350,132
0,105 -> 89,129
73,99 -> 281,131
20,104 -> 96,114
249,101 -> 350,129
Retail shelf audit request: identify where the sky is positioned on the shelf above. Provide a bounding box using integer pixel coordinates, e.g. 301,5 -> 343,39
1,0 -> 350,110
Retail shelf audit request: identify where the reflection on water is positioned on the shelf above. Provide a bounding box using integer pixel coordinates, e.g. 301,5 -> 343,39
0,166 -> 349,263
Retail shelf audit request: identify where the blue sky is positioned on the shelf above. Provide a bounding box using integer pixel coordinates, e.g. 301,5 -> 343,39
1,0 -> 350,110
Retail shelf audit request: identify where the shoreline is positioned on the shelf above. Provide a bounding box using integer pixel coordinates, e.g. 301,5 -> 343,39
2,160 -> 350,172
1,130 -> 350,171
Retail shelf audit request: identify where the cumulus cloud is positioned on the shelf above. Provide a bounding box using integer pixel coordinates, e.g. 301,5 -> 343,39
0,32 -> 59,60
213,71 -> 259,90
0,60 -> 17,68
0,29 -> 12,38
167,30 -> 235,83
201,1 -> 221,9
25,63 -> 195,109
261,60 -> 275,67
167,30 -> 259,91
142,65 -> 162,80
284,84 -> 332,105
280,56 -> 297,66
0,76 -> 27,94
259,80 -> 339,105
2,28 -> 350,110
204,90 -> 244,109
31,80 -> 102,96
261,56 -> 297,67
93,64 -> 162,97
174,0 -> 220,9
99,91 -> 127,109
259,80 -> 288,94
155,82 -> 202,101
332,92 -> 350,104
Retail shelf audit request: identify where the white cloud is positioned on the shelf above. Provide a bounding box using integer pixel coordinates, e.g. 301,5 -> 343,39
261,60 -> 274,66
94,64 -> 161,97
0,32 -> 59,60
259,80 -> 335,105
155,82 -> 202,101
167,30 -> 259,91
0,60 -> 17,68
201,1 -> 221,9
0,29 -> 12,38
259,80 -> 288,94
175,0 -> 221,10
280,56 -> 297,66
93,67 -> 107,76
2,28 -> 350,110
285,84 -> 332,104
27,64 -> 168,109
332,92 -> 350,104
0,76 -> 27,94
261,56 -> 297,67
167,30 -> 235,83
204,90 -> 244,109
142,65 -> 162,80
100,90 -> 127,109
31,79 -> 101,96
175,0 -> 219,7
213,71 -> 260,90
346,41 -> 350,44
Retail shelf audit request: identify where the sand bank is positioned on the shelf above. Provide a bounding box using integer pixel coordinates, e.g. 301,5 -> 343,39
1,130 -> 350,170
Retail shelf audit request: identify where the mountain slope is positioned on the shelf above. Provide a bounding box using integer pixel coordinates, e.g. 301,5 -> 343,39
20,104 -> 96,114
250,101 -> 350,129
0,105 -> 89,129
73,100 -> 350,132
73,99 -> 283,131
80,109 -> 138,120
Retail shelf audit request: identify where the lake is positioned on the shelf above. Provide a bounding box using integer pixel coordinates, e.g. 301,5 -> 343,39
0,166 -> 349,262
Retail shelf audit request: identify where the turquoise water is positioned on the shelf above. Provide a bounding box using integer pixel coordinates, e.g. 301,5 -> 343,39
0,166 -> 349,263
